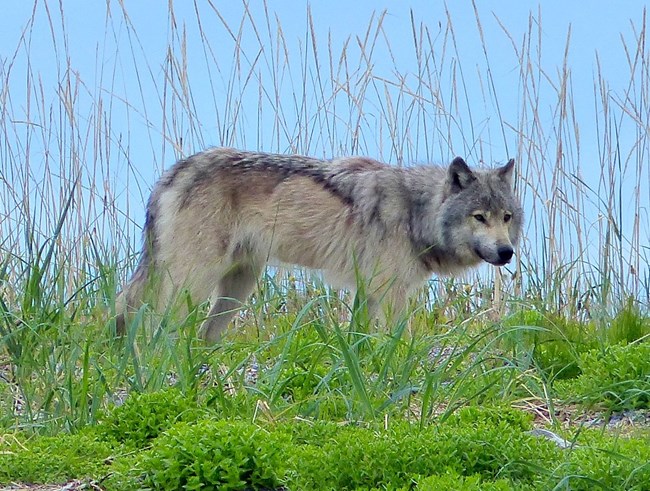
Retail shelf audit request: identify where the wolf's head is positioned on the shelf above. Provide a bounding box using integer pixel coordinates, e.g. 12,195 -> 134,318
433,157 -> 523,270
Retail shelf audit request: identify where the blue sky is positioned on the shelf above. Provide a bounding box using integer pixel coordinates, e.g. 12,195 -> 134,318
2,1 -> 645,165
1,1 -> 648,296
3,1 -> 645,157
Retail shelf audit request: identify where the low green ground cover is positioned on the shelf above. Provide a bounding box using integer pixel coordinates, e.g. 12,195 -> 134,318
1,397 -> 648,490
1,281 -> 649,490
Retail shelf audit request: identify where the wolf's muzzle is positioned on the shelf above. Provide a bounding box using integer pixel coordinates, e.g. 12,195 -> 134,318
476,244 -> 514,266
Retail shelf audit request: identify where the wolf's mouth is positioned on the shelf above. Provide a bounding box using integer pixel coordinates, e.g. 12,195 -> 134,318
474,248 -> 512,267
474,248 -> 489,263
490,258 -> 511,266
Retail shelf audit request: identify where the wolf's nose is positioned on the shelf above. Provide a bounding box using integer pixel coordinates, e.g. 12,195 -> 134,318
498,246 -> 514,263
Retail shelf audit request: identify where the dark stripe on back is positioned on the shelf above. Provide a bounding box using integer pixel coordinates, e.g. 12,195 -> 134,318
169,149 -> 358,209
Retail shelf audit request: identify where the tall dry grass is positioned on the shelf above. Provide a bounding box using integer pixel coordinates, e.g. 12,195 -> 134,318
0,1 -> 648,318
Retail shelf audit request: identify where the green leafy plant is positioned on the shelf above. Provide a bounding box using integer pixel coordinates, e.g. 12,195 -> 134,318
558,341 -> 650,411
99,388 -> 206,447
409,472 -> 524,491
139,420 -> 288,491
0,431 -> 114,484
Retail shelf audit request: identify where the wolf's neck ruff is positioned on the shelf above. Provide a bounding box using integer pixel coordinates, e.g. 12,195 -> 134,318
413,242 -> 447,272
115,148 -> 522,343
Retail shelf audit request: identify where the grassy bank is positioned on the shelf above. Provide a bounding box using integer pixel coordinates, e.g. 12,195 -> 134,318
0,268 -> 649,488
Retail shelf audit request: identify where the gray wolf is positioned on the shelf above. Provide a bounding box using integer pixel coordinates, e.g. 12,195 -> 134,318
115,148 -> 523,343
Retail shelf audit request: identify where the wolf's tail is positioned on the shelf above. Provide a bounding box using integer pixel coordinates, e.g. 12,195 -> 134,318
114,206 -> 157,335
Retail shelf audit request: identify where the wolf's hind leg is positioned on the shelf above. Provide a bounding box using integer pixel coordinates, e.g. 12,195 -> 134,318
114,261 -> 151,336
200,263 -> 260,343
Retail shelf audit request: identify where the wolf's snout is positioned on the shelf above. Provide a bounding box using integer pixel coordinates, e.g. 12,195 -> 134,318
474,244 -> 515,266
497,245 -> 514,264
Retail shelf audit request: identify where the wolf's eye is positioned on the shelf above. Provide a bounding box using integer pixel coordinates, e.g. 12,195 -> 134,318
473,214 -> 486,223
504,213 -> 512,223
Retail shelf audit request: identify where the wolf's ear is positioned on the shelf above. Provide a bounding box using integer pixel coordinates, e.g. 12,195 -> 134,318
498,158 -> 515,186
448,157 -> 476,193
